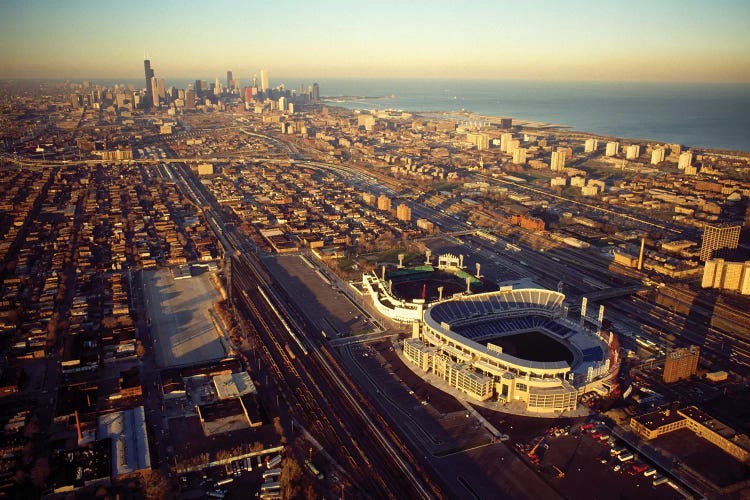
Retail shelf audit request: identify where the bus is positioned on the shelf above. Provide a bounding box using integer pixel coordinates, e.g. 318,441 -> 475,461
216,477 -> 234,487
305,459 -> 324,480
207,491 -> 225,499
266,454 -> 282,469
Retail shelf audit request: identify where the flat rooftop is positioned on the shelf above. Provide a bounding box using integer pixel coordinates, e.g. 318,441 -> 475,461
142,268 -> 226,368
632,408 -> 684,431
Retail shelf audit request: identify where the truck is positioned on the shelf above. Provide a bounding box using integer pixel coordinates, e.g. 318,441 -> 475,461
263,468 -> 281,480
260,481 -> 280,493
643,468 -> 657,477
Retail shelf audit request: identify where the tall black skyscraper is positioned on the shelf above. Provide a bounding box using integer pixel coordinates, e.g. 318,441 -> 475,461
144,59 -> 154,107
226,70 -> 233,91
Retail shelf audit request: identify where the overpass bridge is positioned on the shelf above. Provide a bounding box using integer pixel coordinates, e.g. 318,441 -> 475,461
582,285 -> 645,302
0,155 -> 294,170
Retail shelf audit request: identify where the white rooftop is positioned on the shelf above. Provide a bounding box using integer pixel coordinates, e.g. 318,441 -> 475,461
213,372 -> 256,400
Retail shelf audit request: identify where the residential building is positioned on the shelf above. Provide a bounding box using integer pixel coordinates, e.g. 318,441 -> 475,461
584,138 -> 598,153
663,345 -> 700,383
700,224 -> 741,261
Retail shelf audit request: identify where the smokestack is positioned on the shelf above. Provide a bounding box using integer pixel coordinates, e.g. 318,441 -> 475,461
638,238 -> 645,270
425,249 -> 432,265
466,276 -> 472,294
381,265 -> 386,281
388,280 -> 392,293
459,254 -> 464,268
398,253 -> 405,269
475,262 -> 481,278
75,410 -> 82,443
438,286 -> 444,301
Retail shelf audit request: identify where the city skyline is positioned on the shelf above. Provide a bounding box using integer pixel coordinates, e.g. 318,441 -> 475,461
1,0 -> 749,83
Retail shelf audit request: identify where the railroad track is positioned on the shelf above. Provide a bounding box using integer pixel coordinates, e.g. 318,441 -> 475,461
231,254 -> 427,498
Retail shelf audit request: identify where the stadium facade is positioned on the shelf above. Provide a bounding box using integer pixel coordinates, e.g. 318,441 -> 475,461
362,259 -> 619,414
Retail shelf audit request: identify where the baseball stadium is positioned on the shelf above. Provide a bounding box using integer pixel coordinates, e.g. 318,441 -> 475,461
362,254 -> 619,414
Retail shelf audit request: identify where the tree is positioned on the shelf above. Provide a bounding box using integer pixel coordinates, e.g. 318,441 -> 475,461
142,469 -> 172,500
280,457 -> 302,499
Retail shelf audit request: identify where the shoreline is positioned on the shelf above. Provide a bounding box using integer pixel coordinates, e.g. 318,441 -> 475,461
325,103 -> 750,157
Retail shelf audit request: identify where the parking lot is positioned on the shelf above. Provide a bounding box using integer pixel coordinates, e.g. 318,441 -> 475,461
263,254 -> 374,336
515,423 -> 682,500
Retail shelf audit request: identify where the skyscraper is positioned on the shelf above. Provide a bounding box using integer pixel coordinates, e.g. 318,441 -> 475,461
700,224 -> 741,261
226,70 -> 233,90
312,82 -> 320,103
260,69 -> 269,92
143,59 -> 155,108
144,59 -> 154,90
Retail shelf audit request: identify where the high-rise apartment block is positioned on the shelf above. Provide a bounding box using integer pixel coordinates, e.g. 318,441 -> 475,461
700,224 -> 741,261
678,151 -> 693,169
362,192 -> 377,205
663,345 -> 700,383
550,151 -> 566,171
625,145 -> 640,160
396,203 -> 411,222
605,141 -> 619,156
702,259 -> 750,295
500,133 -> 513,153
466,132 -> 489,151
584,138 -> 598,153
512,148 -> 527,165
377,194 -> 391,211
651,148 -> 665,165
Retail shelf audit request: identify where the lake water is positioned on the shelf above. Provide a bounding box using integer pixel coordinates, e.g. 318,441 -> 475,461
312,79 -> 750,152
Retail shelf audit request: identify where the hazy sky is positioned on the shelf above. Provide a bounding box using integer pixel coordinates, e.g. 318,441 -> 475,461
1,0 -> 749,82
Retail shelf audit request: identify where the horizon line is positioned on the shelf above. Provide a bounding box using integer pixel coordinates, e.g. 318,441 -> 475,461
1,75 -> 749,86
